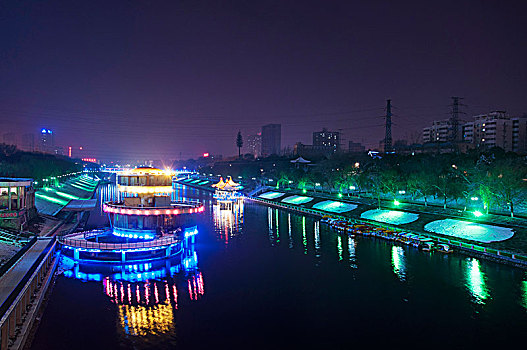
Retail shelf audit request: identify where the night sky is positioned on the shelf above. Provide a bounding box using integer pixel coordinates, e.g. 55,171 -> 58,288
1,0 -> 526,161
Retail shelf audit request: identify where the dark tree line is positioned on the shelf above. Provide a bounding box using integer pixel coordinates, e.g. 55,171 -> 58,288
0,144 -> 81,181
272,148 -> 527,217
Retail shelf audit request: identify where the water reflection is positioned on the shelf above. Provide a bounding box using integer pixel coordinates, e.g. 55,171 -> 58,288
314,221 -> 321,264
275,209 -> 280,243
98,183 -> 118,211
267,208 -> 274,246
288,214 -> 293,249
58,243 -> 204,345
391,246 -> 407,281
302,216 -> 307,254
521,280 -> 527,310
33,191 -> 527,349
348,237 -> 357,269
212,200 -> 244,244
464,258 -> 489,304
337,236 -> 343,261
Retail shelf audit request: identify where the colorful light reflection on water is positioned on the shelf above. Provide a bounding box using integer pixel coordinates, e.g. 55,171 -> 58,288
58,240 -> 204,345
32,187 -> 527,349
213,199 -> 244,244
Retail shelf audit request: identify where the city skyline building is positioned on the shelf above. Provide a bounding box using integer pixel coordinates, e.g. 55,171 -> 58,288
313,128 -> 340,153
422,111 -> 527,154
244,132 -> 262,157
39,128 -> 55,154
462,111 -> 527,153
261,124 -> 281,156
422,119 -> 463,143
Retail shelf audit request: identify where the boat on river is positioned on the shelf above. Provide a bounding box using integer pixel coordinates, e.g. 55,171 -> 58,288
435,243 -> 453,253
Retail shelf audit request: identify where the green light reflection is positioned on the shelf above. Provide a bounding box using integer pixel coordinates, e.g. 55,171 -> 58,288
302,216 -> 307,254
348,237 -> 357,268
337,236 -> 343,261
391,246 -> 407,281
275,209 -> 279,243
314,221 -> 321,263
465,258 -> 489,304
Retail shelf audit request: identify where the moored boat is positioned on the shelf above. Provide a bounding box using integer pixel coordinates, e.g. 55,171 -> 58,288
435,243 -> 453,253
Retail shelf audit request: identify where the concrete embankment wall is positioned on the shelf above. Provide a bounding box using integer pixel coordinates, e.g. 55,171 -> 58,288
0,238 -> 58,350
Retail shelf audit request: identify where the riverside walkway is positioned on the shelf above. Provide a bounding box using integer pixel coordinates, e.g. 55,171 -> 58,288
0,239 -> 51,307
0,238 -> 57,350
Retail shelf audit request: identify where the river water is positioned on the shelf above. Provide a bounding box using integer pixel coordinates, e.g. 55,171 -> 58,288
30,184 -> 527,349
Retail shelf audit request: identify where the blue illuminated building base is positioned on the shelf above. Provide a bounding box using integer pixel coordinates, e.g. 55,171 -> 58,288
60,226 -> 199,264
112,227 -> 156,240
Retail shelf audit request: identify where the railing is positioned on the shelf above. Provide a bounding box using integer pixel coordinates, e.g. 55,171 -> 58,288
0,238 -> 56,328
103,200 -> 204,215
82,229 -> 108,240
58,234 -> 180,250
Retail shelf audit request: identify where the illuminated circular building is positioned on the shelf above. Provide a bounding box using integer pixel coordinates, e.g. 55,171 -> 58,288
60,167 -> 204,263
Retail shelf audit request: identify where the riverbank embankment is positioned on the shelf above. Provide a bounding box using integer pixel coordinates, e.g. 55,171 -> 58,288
34,175 -> 99,237
175,177 -> 527,269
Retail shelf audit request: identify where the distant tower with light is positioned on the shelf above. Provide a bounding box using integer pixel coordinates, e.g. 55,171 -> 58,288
40,128 -> 54,153
384,99 -> 392,153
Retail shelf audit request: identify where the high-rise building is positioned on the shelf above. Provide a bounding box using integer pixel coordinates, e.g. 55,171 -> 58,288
39,128 -> 55,153
313,128 -> 340,152
244,133 -> 262,157
461,111 -> 527,152
422,119 -> 462,143
261,124 -> 281,156
423,111 -> 527,154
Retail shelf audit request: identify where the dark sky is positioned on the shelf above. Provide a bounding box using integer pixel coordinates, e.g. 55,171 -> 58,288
1,0 -> 526,161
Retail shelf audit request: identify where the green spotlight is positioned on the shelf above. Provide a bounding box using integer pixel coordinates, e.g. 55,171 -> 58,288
394,199 -> 400,206
473,210 -> 483,217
